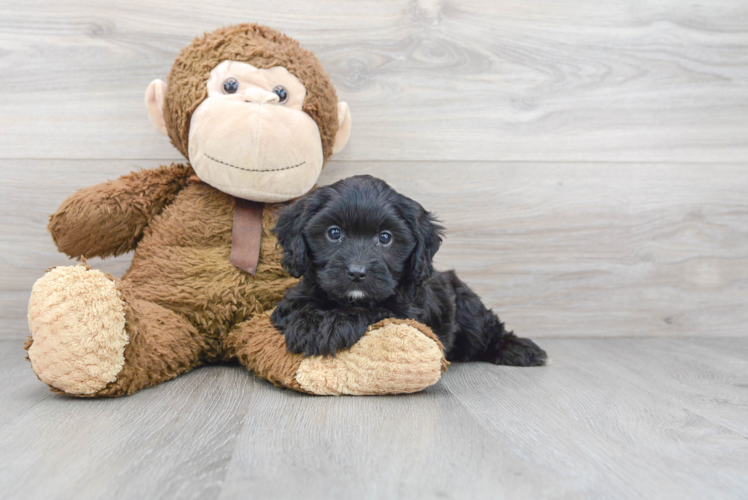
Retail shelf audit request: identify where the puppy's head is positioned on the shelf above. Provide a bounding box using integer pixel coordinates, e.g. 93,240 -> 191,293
274,175 -> 444,303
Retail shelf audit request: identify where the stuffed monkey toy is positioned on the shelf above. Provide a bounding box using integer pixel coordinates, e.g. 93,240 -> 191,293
25,24 -> 447,397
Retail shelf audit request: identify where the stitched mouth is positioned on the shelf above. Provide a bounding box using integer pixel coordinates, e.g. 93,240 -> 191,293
205,153 -> 306,173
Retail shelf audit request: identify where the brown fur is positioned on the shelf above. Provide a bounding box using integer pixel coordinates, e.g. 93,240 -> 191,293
122,180 -> 297,338
96,281 -> 210,396
165,23 -> 340,161
224,314 -> 307,392
49,164 -> 193,258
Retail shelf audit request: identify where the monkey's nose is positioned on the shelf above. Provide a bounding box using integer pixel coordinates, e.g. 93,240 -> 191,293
242,87 -> 279,104
346,265 -> 367,282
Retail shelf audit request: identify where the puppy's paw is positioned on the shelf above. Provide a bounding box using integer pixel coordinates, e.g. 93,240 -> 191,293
314,312 -> 370,357
276,306 -> 372,357
284,324 -> 325,357
492,335 -> 547,367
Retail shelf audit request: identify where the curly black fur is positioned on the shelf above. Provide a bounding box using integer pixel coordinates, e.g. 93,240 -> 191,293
271,175 -> 547,366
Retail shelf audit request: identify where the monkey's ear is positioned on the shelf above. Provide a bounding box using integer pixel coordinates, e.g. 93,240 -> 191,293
273,188 -> 332,278
145,79 -> 168,136
332,102 -> 352,155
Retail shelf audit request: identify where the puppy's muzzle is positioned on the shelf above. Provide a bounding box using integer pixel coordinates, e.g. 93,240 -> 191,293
346,264 -> 367,283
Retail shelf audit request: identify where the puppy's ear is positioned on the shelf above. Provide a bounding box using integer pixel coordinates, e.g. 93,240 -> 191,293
397,195 -> 445,285
273,188 -> 331,278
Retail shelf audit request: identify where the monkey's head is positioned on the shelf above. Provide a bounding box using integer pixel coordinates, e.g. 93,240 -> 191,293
145,24 -> 351,202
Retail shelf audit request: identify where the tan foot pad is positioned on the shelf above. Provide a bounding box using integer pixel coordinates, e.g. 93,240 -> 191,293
295,319 -> 447,395
27,265 -> 128,395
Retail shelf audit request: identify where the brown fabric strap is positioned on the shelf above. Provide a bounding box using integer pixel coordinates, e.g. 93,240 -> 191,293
230,198 -> 264,275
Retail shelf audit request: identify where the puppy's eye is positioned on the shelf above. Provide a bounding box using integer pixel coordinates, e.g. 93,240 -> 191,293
378,231 -> 393,245
223,78 -> 239,94
273,85 -> 288,103
327,226 -> 342,241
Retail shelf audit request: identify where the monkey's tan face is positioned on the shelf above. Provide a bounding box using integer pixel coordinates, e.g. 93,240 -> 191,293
187,61 -> 324,202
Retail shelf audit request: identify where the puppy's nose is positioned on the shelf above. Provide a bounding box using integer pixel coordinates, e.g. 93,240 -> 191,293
346,264 -> 367,282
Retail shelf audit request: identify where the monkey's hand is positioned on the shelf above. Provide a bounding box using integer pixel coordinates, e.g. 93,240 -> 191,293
49,163 -> 193,259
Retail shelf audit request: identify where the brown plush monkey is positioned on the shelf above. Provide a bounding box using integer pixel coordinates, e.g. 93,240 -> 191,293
25,24 -> 446,397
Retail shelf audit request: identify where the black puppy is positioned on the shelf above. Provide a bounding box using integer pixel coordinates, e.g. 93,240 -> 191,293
271,175 -> 546,366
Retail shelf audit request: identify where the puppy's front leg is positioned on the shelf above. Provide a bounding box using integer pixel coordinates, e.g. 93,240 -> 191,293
316,309 -> 384,357
282,309 -> 370,357
272,300 -> 384,357
271,301 -> 326,357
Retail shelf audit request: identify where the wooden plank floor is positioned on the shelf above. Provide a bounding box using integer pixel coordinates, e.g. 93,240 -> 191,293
1,337 -> 747,500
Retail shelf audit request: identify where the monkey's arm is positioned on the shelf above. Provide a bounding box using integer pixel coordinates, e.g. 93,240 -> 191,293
49,163 -> 194,258
225,314 -> 447,395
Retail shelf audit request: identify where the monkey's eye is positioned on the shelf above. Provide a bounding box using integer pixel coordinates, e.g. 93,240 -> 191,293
272,85 -> 288,103
327,226 -> 342,241
378,231 -> 393,245
223,78 -> 239,94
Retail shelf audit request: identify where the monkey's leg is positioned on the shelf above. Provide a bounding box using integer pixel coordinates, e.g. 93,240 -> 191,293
224,316 -> 448,396
26,265 -> 210,397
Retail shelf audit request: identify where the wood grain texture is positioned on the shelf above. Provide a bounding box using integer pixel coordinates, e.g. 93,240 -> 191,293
547,337 -> 748,436
218,384 -> 549,499
3,159 -> 746,339
2,338 -> 748,499
0,0 -> 746,161
0,342 -> 257,500
444,342 -> 748,499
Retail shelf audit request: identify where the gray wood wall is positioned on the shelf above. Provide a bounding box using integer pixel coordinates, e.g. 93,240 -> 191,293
1,0 -> 746,339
